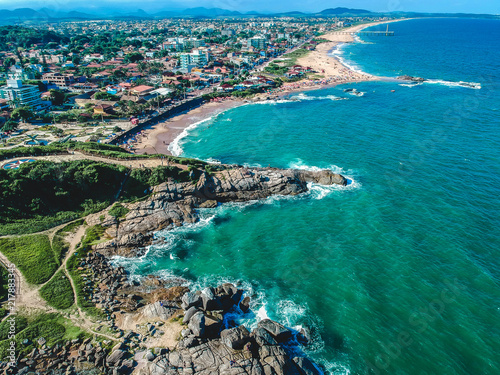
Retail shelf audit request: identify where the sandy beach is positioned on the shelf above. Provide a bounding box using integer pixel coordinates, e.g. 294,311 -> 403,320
296,19 -> 407,82
131,19 -> 408,156
133,98 -> 244,155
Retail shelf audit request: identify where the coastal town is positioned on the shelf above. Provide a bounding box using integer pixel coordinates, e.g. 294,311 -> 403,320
0,15 -> 393,154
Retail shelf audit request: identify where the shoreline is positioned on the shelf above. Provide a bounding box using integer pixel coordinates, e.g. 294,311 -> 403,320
132,18 -> 411,157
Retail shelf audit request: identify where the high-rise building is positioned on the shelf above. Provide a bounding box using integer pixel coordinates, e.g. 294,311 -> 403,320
0,80 -> 42,109
179,50 -> 209,71
249,36 -> 267,50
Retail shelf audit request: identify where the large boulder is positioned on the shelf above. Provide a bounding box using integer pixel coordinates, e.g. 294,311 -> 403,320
293,357 -> 322,375
221,326 -> 250,350
106,349 -> 127,366
181,292 -> 201,310
257,319 -> 292,342
141,302 -> 175,320
188,312 -> 205,337
182,306 -> 199,324
298,170 -> 347,186
200,287 -> 223,311
251,327 -> 278,346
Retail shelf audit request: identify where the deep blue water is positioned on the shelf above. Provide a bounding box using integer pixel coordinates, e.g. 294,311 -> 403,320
115,19 -> 500,374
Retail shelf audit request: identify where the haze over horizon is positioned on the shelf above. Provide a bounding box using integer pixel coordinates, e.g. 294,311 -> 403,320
0,0 -> 499,15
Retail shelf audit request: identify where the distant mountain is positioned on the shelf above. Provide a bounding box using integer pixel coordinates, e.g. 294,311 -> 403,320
0,6 -> 497,24
182,7 -> 241,17
319,7 -> 372,15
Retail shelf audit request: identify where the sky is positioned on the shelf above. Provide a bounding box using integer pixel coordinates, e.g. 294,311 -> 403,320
1,0 -> 499,15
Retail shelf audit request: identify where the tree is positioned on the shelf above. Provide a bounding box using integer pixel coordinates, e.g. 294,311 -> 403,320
49,89 -> 65,106
125,52 -> 144,63
94,92 -> 119,101
3,57 -> 15,69
11,107 -> 34,123
71,54 -> 81,65
2,120 -> 18,132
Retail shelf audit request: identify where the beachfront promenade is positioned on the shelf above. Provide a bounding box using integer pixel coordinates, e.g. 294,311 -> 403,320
331,30 -> 395,36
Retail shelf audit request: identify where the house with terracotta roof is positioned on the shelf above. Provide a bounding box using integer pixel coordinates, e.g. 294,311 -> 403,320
129,85 -> 154,96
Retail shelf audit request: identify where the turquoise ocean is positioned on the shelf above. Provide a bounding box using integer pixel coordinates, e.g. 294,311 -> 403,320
114,19 -> 500,374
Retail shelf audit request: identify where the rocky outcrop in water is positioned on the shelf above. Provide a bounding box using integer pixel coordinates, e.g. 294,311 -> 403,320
397,75 -> 426,82
138,284 -> 322,375
89,166 -> 347,257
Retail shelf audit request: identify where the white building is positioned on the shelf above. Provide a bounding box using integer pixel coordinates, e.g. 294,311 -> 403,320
0,80 -> 42,109
179,50 -> 209,71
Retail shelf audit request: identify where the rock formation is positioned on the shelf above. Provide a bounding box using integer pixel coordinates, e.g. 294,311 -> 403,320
89,166 -> 347,257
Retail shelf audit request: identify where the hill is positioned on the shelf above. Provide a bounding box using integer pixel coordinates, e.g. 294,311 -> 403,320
319,7 -> 372,15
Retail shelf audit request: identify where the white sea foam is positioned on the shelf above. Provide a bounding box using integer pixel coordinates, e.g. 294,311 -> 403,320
290,93 -> 345,101
168,116 -> 214,156
424,79 -> 482,90
251,99 -> 296,105
329,43 -> 371,77
399,83 -> 423,88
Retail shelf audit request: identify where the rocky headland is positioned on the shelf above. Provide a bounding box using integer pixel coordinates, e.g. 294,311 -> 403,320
89,165 -> 347,257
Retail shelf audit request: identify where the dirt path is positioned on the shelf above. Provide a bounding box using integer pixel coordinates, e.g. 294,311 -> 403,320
0,151 -> 187,170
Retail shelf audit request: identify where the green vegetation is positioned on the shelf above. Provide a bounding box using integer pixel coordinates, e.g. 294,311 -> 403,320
0,26 -> 68,50
122,165 -> 195,200
39,270 -> 74,310
0,313 -> 87,360
108,203 -> 130,219
0,235 -> 58,284
0,159 -> 127,235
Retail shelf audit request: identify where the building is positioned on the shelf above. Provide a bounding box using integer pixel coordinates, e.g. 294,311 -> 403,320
179,50 -> 208,71
42,73 -> 75,88
221,29 -> 235,37
249,36 -> 267,50
0,80 -> 42,109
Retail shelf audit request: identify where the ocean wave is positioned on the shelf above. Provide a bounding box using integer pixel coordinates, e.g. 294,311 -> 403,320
399,83 -> 423,88
329,42 -> 372,77
290,93 -> 345,101
251,99 -> 296,105
168,116 -> 214,156
424,79 -> 482,90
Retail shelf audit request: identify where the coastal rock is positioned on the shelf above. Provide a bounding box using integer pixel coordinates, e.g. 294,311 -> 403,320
298,169 -> 347,186
397,75 -> 426,82
182,306 -> 199,324
142,302 -> 176,320
251,328 -> 278,346
293,357 -> 322,375
221,326 -> 250,349
188,311 -> 205,337
92,165 -> 347,257
181,291 -> 202,310
257,319 -> 292,342
106,349 -> 128,366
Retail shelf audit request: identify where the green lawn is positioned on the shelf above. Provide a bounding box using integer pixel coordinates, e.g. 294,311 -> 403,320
0,235 -> 58,284
39,270 -> 74,309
